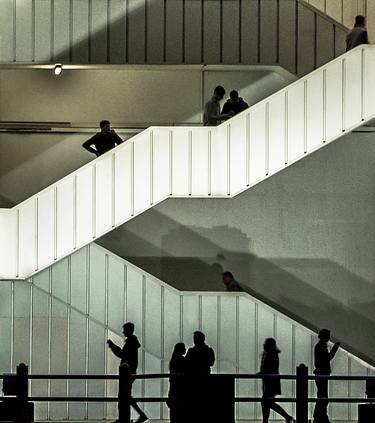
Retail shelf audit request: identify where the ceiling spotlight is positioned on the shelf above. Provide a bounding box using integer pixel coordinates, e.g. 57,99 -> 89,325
54,64 -> 62,76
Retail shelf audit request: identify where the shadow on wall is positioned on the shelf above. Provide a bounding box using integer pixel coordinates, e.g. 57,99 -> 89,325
98,208 -> 375,366
35,0 -> 346,75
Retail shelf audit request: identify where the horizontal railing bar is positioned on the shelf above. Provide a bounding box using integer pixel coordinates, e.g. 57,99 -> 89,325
28,374 -> 119,380
24,373 -> 375,381
1,396 -> 374,404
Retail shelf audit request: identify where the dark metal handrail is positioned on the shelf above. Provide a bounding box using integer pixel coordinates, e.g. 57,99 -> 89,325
2,363 -> 375,423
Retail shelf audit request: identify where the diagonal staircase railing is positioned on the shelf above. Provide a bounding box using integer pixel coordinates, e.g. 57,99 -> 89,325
1,45 -> 375,280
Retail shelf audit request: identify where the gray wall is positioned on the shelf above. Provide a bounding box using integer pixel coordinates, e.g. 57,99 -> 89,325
98,130 -> 375,364
0,66 -> 294,126
0,0 -> 347,76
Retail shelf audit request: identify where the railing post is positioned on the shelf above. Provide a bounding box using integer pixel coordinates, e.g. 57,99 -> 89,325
15,363 -> 29,423
296,364 -> 308,423
118,363 -> 131,423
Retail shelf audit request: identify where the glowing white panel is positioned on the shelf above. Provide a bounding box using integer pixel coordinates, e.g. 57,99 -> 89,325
287,81 -> 305,163
249,106 -> 266,184
294,326 -> 312,368
181,295 -> 199,344
106,330 -> 121,420
211,124 -> 228,196
107,256 -> 125,329
363,47 -> 375,120
87,320 -> 105,419
18,200 -> 37,276
219,296 -> 237,368
68,309 -> 87,420
56,177 -> 74,259
229,114 -> 247,194
344,49 -> 362,130
191,129 -> 209,196
306,73 -> 324,151
114,143 -> 132,225
163,288 -> 181,359
325,60 -> 343,141
201,296 -> 218,372
31,288 -> 49,421
76,166 -> 94,248
152,128 -> 171,202
37,189 -> 55,270
0,210 -> 17,278
171,128 -> 189,196
126,266 -> 143,333
89,246 -> 106,324
257,306 -> 274,351
268,93 -> 286,174
96,155 -> 113,236
349,358 -> 368,420
50,299 -> 68,420
13,283 -> 31,365
144,352 -> 162,419
276,317 -> 294,416
144,278 -> 162,357
133,134 -> 151,213
330,350 -> 350,421
238,297 -> 256,420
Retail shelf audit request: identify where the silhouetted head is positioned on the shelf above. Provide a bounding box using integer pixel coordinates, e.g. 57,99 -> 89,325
100,119 -> 111,133
230,90 -> 240,104
172,342 -> 186,357
355,15 -> 366,27
263,338 -> 280,353
222,271 -> 234,286
318,328 -> 331,342
193,331 -> 206,346
213,85 -> 226,101
122,322 -> 135,337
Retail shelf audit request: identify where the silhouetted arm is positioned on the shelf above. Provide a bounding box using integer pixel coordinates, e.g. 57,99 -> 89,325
240,101 -> 249,111
329,342 -> 340,360
107,340 -> 123,359
82,135 -> 99,156
206,101 -> 230,123
208,347 -> 215,367
111,130 -> 124,146
222,102 -> 230,115
363,31 -> 369,45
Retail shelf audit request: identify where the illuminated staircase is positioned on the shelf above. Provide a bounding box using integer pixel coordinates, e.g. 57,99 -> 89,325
1,46 -> 374,281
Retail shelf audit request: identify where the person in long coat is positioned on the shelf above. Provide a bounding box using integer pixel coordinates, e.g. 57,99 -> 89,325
260,338 -> 294,423
168,342 -> 187,423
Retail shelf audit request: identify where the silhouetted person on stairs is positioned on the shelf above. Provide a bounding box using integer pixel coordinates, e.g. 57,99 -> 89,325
222,90 -> 249,117
107,322 -> 148,423
259,338 -> 294,423
222,271 -> 244,292
346,15 -> 369,51
313,328 -> 340,423
82,120 -> 123,157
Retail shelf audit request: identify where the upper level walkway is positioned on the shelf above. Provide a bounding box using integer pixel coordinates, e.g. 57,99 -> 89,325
0,0 -> 347,76
1,44 -> 374,280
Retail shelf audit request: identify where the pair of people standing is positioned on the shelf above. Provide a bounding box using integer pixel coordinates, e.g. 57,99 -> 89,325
168,331 -> 215,423
203,86 -> 249,126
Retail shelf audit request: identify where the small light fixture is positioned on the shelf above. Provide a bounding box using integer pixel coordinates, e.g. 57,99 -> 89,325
54,64 -> 62,76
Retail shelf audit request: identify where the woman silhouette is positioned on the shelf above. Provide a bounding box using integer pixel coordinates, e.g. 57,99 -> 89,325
168,342 -> 187,423
260,338 -> 294,423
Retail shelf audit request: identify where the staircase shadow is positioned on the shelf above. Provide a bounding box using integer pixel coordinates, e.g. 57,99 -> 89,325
98,208 -> 375,366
